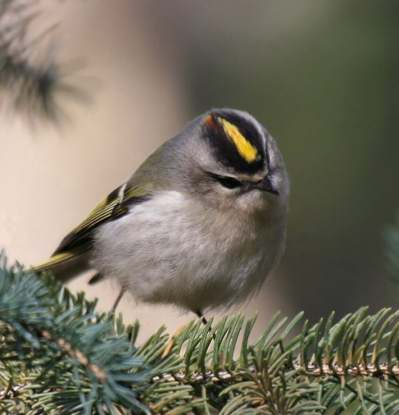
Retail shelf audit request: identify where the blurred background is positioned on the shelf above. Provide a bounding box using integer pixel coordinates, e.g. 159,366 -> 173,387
1,0 -> 399,341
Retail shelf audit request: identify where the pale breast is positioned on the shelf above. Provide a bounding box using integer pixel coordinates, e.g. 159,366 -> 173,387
93,191 -> 285,312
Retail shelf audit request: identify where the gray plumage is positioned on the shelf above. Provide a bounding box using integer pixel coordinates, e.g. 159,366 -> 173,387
35,108 -> 289,315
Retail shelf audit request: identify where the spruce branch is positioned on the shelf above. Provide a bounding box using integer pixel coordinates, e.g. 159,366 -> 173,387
1,253 -> 399,413
0,255 -> 151,414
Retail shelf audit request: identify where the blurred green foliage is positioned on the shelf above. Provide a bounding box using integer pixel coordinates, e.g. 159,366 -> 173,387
164,0 -> 399,318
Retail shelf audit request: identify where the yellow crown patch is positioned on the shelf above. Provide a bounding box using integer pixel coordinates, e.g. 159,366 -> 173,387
218,117 -> 258,163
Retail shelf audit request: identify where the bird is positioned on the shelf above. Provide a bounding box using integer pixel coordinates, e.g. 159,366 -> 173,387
34,108 -> 290,321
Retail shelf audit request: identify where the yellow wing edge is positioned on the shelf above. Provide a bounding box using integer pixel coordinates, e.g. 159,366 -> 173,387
33,183 -> 152,272
32,251 -> 77,273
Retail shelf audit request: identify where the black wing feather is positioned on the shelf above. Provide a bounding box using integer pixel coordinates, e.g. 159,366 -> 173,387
52,184 -> 151,256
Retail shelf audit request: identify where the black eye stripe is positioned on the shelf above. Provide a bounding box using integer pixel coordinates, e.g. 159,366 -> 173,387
207,172 -> 242,189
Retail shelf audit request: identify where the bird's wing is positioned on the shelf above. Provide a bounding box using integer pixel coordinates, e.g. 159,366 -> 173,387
34,183 -> 151,271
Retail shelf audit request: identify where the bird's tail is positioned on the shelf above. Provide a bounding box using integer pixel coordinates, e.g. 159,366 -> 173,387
32,251 -> 91,283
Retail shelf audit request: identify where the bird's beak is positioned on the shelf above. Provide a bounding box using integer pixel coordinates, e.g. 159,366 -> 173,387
254,175 -> 279,195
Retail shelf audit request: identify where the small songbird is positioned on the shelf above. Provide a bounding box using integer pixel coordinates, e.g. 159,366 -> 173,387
34,108 -> 290,320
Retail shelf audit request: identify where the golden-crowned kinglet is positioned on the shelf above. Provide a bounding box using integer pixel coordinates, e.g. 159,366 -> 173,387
35,108 -> 289,318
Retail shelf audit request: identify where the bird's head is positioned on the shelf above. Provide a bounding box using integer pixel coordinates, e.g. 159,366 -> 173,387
175,108 -> 289,216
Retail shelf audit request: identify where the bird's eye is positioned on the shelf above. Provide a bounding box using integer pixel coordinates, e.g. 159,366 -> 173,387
209,173 -> 242,189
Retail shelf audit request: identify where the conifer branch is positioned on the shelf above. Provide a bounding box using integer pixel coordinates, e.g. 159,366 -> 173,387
0,256 -> 151,414
1,252 -> 399,413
